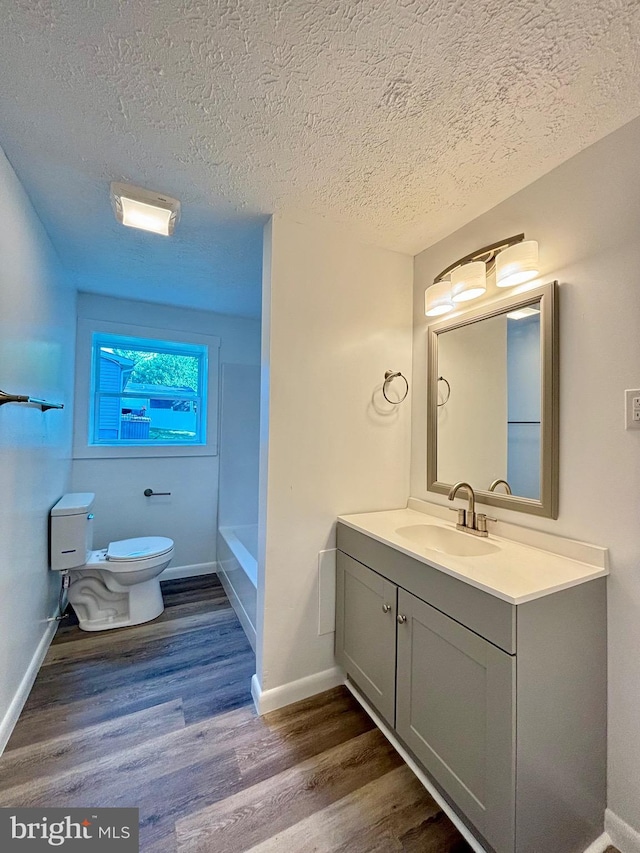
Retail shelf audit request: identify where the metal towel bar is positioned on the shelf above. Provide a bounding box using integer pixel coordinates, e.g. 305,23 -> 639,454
0,389 -> 64,412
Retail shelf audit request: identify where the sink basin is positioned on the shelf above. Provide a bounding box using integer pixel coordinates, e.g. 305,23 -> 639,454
394,524 -> 501,557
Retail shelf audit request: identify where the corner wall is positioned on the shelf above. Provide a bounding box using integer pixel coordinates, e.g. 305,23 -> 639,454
256,216 -> 413,709
0,147 -> 76,750
411,116 -> 640,840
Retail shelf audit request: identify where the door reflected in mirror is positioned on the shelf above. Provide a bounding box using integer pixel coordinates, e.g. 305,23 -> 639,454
427,281 -> 558,519
437,304 -> 541,500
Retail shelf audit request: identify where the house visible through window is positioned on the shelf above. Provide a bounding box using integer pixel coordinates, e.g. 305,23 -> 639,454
90,333 -> 208,446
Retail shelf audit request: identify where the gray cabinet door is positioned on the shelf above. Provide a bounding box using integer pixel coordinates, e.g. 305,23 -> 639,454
336,552 -> 397,726
396,589 -> 515,853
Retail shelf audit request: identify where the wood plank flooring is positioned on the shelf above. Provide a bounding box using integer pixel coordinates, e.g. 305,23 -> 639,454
0,575 -> 605,852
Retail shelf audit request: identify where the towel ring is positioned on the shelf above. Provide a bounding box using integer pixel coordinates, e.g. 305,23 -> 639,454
437,376 -> 451,407
383,370 -> 409,404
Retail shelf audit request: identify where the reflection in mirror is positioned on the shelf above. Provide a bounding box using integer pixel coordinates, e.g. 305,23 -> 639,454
437,304 -> 541,499
427,281 -> 558,518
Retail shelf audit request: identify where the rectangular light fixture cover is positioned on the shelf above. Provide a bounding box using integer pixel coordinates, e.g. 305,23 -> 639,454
110,182 -> 180,236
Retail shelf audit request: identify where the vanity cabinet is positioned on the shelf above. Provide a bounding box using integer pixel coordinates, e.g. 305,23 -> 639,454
395,588 -> 515,852
335,553 -> 397,726
335,522 -> 607,853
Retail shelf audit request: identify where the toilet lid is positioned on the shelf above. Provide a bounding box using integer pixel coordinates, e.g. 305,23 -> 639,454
106,536 -> 174,562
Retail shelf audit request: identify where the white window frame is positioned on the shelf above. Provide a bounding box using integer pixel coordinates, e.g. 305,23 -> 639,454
74,318 -> 220,459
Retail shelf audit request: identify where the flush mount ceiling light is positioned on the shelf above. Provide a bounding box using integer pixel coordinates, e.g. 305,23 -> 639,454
427,234 -> 539,315
110,182 -> 181,236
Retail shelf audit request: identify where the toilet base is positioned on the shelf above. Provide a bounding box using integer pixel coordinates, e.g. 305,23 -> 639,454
68,571 -> 165,632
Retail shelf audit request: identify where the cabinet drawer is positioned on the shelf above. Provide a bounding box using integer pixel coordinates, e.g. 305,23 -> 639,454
335,552 -> 397,726
396,589 -> 515,852
337,522 -> 516,653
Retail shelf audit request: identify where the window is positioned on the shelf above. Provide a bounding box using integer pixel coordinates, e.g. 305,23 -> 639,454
89,333 -> 208,447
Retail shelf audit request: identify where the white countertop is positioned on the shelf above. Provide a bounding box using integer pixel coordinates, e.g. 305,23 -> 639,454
338,507 -> 608,605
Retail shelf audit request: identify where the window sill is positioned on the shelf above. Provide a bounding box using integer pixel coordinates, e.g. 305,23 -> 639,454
73,444 -> 218,460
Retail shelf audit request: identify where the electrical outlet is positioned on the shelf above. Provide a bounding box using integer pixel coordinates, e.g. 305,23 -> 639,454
625,389 -> 640,430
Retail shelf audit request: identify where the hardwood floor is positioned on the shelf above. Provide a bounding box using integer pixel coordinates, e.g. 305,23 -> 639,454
0,575 -> 606,852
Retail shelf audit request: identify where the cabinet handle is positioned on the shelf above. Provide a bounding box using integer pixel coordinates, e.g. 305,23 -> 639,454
382,603 -> 391,613
397,614 -> 407,624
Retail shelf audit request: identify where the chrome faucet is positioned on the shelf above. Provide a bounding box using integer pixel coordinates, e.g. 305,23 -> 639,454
489,478 -> 512,495
448,481 -> 495,537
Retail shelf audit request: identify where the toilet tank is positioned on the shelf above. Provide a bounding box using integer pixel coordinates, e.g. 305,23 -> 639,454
50,493 -> 96,571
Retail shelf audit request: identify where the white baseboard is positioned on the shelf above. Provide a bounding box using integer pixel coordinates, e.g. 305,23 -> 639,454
161,562 -> 217,581
0,618 -> 58,756
583,833 -> 613,853
251,665 -> 344,716
250,673 -> 261,712
217,567 -> 256,652
606,808 -> 640,853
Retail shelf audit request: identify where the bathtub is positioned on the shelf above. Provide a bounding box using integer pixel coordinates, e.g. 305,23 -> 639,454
217,524 -> 257,651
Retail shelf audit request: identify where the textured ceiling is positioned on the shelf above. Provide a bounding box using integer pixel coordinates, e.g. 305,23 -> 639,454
2,0 -> 640,316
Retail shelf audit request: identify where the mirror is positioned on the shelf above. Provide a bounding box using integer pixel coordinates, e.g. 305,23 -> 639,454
427,281 -> 558,518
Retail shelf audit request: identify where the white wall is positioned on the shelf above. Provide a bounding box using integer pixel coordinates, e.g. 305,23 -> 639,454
412,116 -> 640,839
256,216 -> 413,702
0,147 -> 75,746
218,363 -> 261,528
71,294 -> 260,570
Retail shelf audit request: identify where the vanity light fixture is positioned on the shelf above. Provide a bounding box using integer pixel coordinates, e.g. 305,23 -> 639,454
451,260 -> 487,303
496,239 -> 539,288
426,234 -> 539,316
425,280 -> 454,317
110,182 -> 181,236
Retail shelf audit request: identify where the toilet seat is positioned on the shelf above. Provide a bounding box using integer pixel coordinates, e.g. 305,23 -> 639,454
106,536 -> 174,562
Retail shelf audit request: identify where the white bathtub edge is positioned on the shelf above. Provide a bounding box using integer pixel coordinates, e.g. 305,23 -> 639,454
219,525 -> 257,587
218,565 -> 256,652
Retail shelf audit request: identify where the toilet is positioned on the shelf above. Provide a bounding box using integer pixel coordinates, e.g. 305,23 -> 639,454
50,493 -> 174,632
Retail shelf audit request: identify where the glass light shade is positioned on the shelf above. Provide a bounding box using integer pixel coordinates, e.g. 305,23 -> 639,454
425,281 -> 454,317
451,261 -> 487,303
495,240 -> 539,288
120,197 -> 173,235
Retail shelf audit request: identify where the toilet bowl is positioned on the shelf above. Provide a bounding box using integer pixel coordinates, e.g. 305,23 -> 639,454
50,494 -> 174,632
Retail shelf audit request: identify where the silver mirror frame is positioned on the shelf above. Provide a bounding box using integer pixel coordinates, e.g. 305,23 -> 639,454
427,280 -> 559,519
